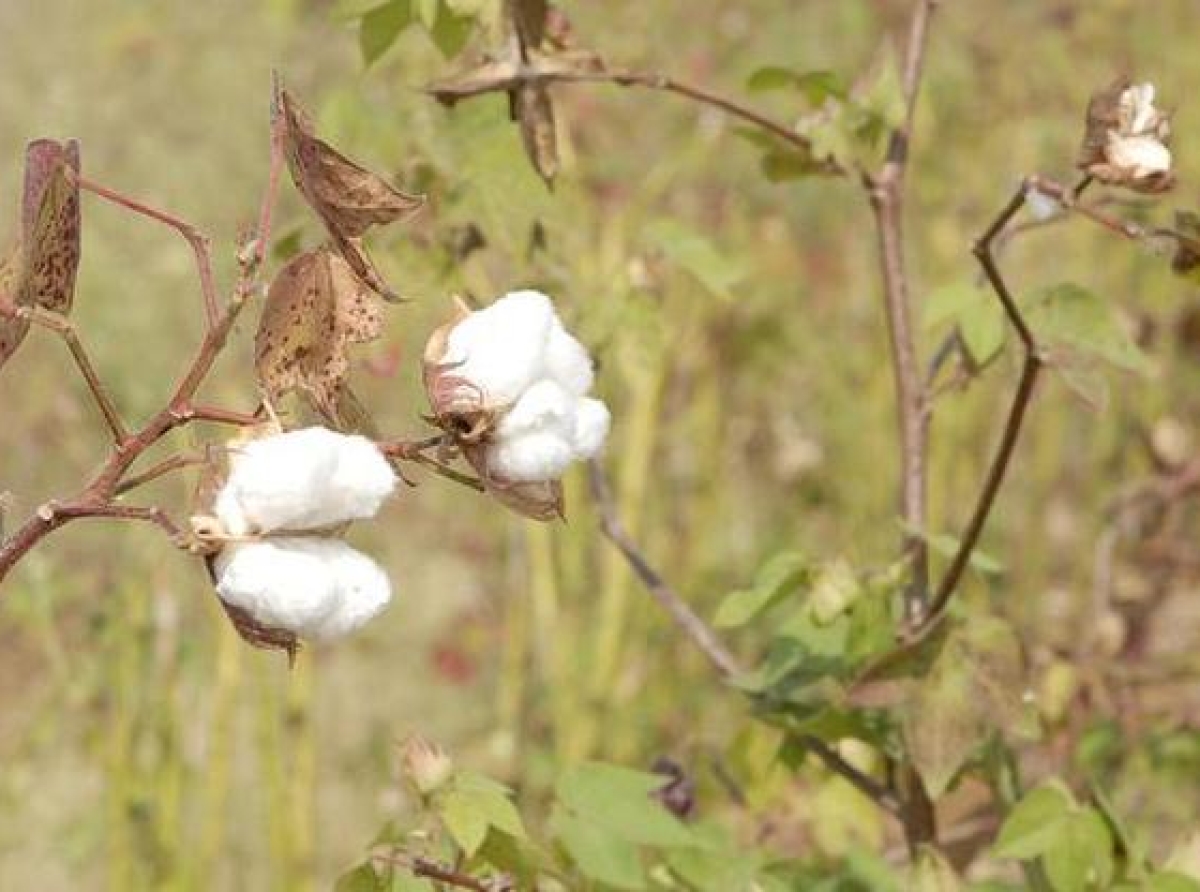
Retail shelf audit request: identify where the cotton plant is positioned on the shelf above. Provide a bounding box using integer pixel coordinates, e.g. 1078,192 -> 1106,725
422,289 -> 611,518
199,426 -> 398,643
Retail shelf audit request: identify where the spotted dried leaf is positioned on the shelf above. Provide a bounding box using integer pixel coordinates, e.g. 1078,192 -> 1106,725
0,139 -> 81,368
255,248 -> 383,418
275,83 -> 423,301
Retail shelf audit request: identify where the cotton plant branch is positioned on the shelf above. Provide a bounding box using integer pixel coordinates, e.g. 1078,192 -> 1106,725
861,0 -> 941,627
586,459 -> 907,821
0,118 -> 288,587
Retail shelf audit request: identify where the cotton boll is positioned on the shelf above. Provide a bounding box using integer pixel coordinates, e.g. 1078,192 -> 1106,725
217,427 -> 396,534
325,434 -> 398,521
214,539 -> 343,636
311,546 -> 393,640
544,319 -> 595,396
571,397 -> 611,459
496,378 -> 575,439
443,290 -> 555,406
488,430 -> 576,482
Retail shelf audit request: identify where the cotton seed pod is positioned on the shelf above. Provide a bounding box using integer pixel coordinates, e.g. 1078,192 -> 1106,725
400,736 -> 455,796
1078,78 -> 1174,193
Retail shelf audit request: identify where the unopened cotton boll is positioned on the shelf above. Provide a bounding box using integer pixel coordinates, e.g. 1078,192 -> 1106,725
488,429 -> 576,483
215,427 -> 396,534
571,397 -> 611,459
214,538 -> 392,640
442,290 -> 555,406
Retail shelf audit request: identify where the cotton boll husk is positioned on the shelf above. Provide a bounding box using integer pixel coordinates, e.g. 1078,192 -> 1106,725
310,546 -> 393,640
496,378 -> 575,439
488,430 -> 576,482
324,434 -> 398,521
442,290 -> 554,406
572,397 -> 612,459
543,319 -> 595,396
214,539 -> 343,636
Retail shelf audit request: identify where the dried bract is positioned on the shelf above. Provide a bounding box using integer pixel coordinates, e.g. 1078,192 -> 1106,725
1079,79 -> 1173,193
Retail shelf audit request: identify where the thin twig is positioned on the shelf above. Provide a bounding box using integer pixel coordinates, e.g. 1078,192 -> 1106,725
796,734 -> 903,816
917,179 -> 1043,636
1,302 -> 129,444
76,175 -> 221,330
587,459 -> 740,678
114,452 -> 207,496
375,854 -> 500,892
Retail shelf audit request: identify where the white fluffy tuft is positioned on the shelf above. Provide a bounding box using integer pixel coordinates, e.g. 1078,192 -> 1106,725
442,290 -> 554,406
571,397 -> 612,459
488,430 -> 576,483
214,538 -> 392,640
543,319 -> 595,396
496,378 -> 574,439
215,427 -> 396,535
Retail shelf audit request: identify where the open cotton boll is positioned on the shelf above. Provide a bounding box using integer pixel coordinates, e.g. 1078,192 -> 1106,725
495,378 -> 575,439
215,539 -> 343,637
216,427 -> 396,534
310,546 -> 393,640
1106,133 -> 1172,178
543,319 -> 595,397
442,290 -> 555,406
488,429 -> 576,483
571,397 -> 612,459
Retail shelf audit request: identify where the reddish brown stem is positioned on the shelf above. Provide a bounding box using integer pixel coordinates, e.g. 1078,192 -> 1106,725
77,175 -> 221,330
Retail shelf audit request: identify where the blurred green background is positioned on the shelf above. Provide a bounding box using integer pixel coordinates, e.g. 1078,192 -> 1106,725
1,0 -> 1198,888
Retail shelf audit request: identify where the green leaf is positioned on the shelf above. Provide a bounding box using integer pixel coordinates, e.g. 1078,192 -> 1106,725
714,551 -> 808,629
910,845 -> 962,891
807,559 -> 862,625
922,281 -> 1006,367
994,782 -> 1075,859
556,763 -> 693,847
391,873 -> 436,892
1147,873 -> 1200,892
550,807 -> 646,890
645,218 -> 749,301
359,0 -> 412,66
1025,282 -> 1151,375
335,863 -> 388,892
901,521 -> 1004,576
1042,807 -> 1114,892
905,618 -> 1029,797
333,0 -> 393,20
436,772 -> 525,857
746,67 -> 848,103
413,0 -> 438,27
427,8 -> 475,57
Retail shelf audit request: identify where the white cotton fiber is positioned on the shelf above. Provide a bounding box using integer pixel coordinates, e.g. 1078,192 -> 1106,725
543,319 -> 595,397
495,378 -> 574,439
571,397 -> 612,459
442,290 -> 554,406
215,539 -> 342,636
310,546 -> 393,640
488,430 -> 576,483
215,538 -> 393,640
215,427 -> 396,534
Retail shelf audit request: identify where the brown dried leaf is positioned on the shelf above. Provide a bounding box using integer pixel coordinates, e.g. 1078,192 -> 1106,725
0,139 -> 82,368
514,82 -> 559,185
509,0 -> 548,55
254,247 -> 383,418
275,83 -> 423,301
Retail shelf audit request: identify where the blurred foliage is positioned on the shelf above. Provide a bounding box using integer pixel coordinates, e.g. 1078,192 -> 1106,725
1,0 -> 1199,889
